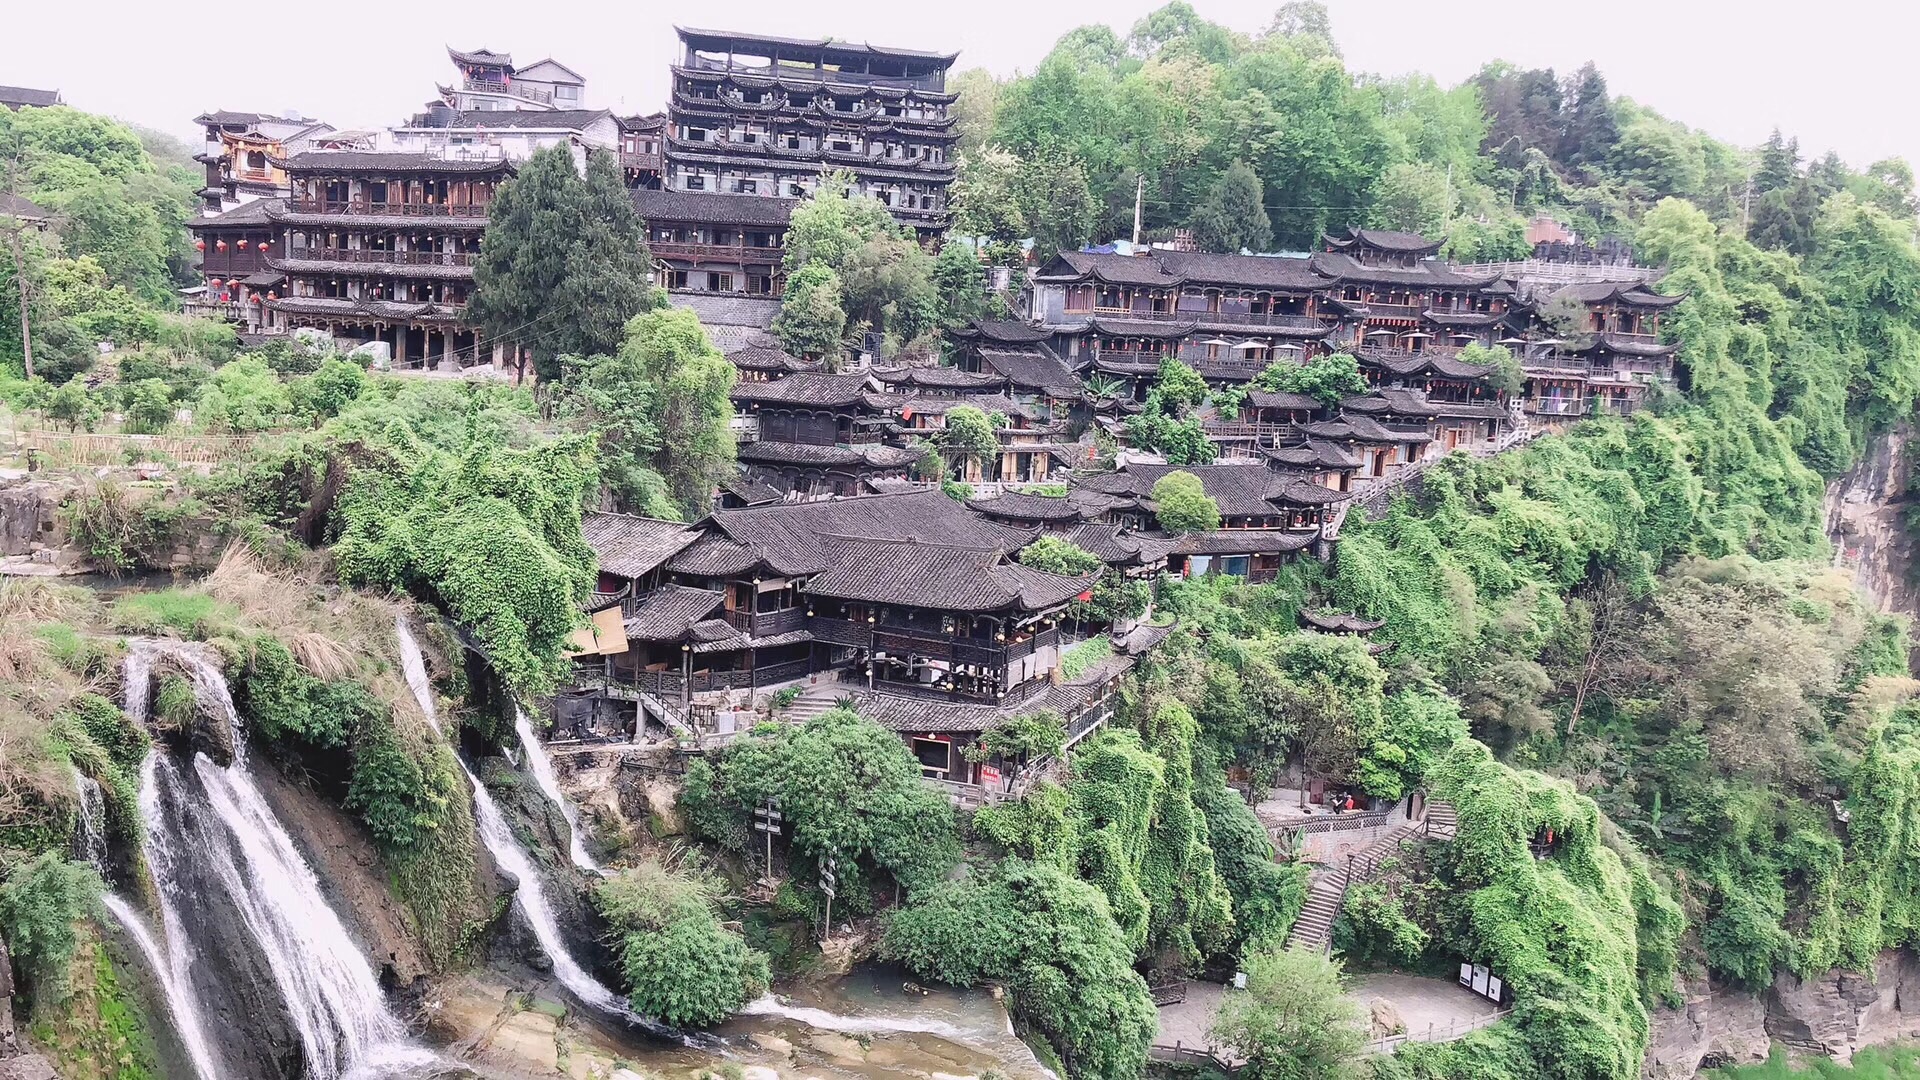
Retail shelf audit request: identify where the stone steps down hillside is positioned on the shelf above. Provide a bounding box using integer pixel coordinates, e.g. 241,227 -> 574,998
777,682 -> 855,723
1284,800 -> 1459,955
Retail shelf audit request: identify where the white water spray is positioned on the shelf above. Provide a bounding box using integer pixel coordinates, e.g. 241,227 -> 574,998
101,893 -> 224,1080
72,770 -> 109,878
393,623 -> 655,1031
125,639 -> 429,1079
514,706 -> 599,873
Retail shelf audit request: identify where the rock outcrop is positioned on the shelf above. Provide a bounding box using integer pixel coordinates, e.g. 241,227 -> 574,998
1825,426 -> 1920,629
1642,949 -> 1920,1078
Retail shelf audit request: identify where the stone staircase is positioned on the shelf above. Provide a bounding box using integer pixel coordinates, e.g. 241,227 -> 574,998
777,680 -> 855,723
1283,799 -> 1460,955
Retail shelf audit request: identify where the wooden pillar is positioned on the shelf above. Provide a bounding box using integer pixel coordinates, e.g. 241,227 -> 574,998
441,329 -> 454,369
393,324 -> 407,366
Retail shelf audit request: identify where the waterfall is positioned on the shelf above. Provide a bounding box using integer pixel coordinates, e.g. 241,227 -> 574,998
393,622 -> 664,1036
72,770 -> 109,879
124,639 -> 431,1079
514,706 -> 599,873
101,893 -> 224,1080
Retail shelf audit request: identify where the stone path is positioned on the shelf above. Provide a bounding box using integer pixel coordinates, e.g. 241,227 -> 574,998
1153,972 -> 1500,1058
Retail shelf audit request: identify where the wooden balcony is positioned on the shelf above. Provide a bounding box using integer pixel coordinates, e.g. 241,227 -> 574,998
1189,310 -> 1327,330
725,607 -> 807,637
288,198 -> 490,219
1358,302 -> 1426,320
283,249 -> 477,267
651,241 -> 784,263
620,151 -> 663,172
1524,397 -> 1588,417
462,76 -> 552,106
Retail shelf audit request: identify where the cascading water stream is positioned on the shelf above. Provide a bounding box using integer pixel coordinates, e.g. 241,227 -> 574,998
394,620 -> 666,1037
124,639 -> 438,1079
514,705 -> 600,873
100,893 -> 225,1080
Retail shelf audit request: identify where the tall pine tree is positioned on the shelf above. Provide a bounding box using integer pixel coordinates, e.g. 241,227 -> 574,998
564,150 -> 662,363
469,146 -> 659,384
1189,161 -> 1273,254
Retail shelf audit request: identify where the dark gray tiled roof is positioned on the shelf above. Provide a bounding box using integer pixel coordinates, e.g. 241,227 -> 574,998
582,512 -> 700,579
870,365 -> 1006,391
1152,250 -> 1324,290
1325,227 -> 1444,254
957,319 -> 1054,344
1550,281 -> 1684,309
1301,610 -> 1385,633
701,488 -> 1036,578
1161,529 -> 1317,555
738,441 -> 918,468
731,372 -> 872,407
187,198 -> 282,228
635,188 -> 797,227
968,491 -> 1084,523
280,151 -> 514,175
807,535 -> 1094,612
1061,522 -> 1174,567
669,292 -> 783,328
3,85 -> 61,108
978,345 -> 1080,394
0,192 -> 52,221
623,585 -> 726,641
440,109 -> 613,130
1245,389 -> 1321,412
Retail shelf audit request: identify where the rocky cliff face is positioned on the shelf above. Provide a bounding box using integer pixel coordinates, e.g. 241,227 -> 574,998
1825,426 -> 1920,628
1642,949 -> 1920,1078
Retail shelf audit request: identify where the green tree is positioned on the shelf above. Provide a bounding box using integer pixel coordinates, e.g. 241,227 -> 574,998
590,308 -> 738,518
1150,470 -> 1220,532
121,377 -> 174,434
931,241 -> 987,330
1368,161 -> 1453,237
470,146 -> 653,383
296,356 -> 369,423
197,355 -> 293,432
1190,161 -> 1273,253
941,404 -> 1002,477
1018,535 -> 1103,576
1211,945 -> 1368,1080
567,149 -> 664,358
1558,62 -> 1618,174
0,854 -> 103,1009
772,261 -> 849,363
594,859 -> 769,1027
47,375 -> 104,431
951,146 -> 1029,240
1254,351 -> 1367,405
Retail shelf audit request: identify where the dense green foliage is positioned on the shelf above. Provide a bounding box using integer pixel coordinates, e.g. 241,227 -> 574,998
885,859 -> 1157,1080
1366,743 -> 1683,1080
593,858 -> 769,1027
324,395 -> 599,692
1211,945 -> 1368,1080
554,307 -> 738,519
469,145 -> 661,383
779,173 -> 939,355
0,853 -> 103,1009
680,708 -> 960,904
1148,470 -> 1221,532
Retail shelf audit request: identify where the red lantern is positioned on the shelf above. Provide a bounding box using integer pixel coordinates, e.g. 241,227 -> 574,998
216,239 -> 228,251
252,295 -> 263,304
194,239 -> 206,251
237,239 -> 249,250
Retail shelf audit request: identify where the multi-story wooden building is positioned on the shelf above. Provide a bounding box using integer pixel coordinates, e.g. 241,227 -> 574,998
635,188 -> 793,297
619,113 -> 666,189
661,27 -> 958,239
264,152 -> 508,366
185,199 -> 283,329
192,110 -> 333,214
438,47 -> 587,112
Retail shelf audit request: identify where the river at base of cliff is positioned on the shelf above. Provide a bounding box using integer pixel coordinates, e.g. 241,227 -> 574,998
428,964 -> 1055,1080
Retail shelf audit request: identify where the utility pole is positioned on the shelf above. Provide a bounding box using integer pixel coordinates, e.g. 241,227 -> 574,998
1132,174 -> 1144,248
4,145 -> 31,380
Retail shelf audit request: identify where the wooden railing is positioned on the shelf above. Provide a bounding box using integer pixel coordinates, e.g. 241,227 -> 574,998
20,431 -> 255,468
462,76 -> 552,105
1190,310 -> 1328,330
1363,1008 -> 1513,1055
651,241 -> 784,262
288,199 -> 490,218
726,607 -> 807,637
282,249 -> 477,267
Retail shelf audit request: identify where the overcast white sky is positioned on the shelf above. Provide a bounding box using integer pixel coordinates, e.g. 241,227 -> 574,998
6,1 -> 1915,169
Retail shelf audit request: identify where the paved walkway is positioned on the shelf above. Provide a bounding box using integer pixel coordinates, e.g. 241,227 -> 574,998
1153,972 -> 1499,1054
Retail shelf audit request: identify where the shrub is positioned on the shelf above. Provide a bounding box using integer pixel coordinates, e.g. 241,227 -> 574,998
0,854 -> 104,1009
615,915 -> 769,1028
